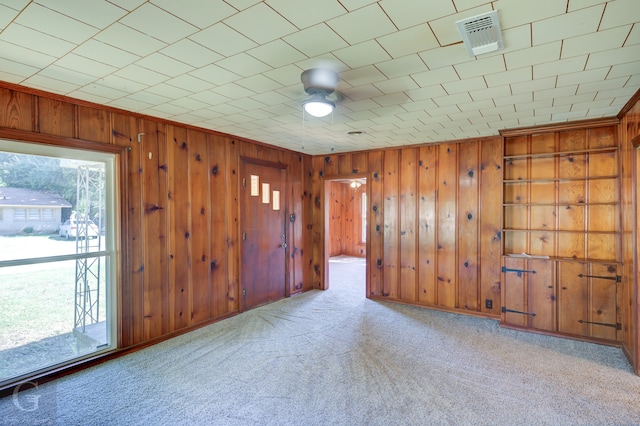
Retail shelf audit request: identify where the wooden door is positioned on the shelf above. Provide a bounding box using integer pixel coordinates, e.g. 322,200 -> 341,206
240,160 -> 287,310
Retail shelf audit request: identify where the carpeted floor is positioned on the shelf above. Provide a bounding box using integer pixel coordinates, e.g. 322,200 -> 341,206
2,255 -> 640,425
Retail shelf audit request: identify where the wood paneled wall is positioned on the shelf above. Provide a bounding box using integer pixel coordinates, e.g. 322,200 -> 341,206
312,138 -> 503,317
327,181 -> 366,257
619,92 -> 640,374
0,84 -> 314,349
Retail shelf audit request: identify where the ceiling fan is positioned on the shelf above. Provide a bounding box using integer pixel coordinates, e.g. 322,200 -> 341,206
300,68 -> 343,118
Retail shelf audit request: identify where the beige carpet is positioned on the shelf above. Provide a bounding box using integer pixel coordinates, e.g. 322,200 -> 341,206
2,255 -> 640,425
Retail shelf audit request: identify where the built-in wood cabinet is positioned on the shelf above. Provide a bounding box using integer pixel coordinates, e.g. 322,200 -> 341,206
500,124 -> 622,343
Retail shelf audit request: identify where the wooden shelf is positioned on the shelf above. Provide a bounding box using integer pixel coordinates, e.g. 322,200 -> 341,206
503,146 -> 618,160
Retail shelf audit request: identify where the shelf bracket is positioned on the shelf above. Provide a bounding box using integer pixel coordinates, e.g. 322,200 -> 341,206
502,306 -> 536,317
501,266 -> 536,277
578,319 -> 621,330
577,273 -> 621,283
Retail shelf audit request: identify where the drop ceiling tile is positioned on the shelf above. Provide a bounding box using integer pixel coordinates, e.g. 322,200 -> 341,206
419,44 -> 473,69
115,64 -> 168,85
405,85 -> 448,101
108,97 -> 153,111
593,86 -> 638,101
510,76 -> 556,94
373,76 -> 419,94
216,53 -> 272,78
0,57 -> 37,78
551,110 -> 588,121
189,64 -> 240,85
570,97 -> 615,111
228,97 -> 268,112
148,102 -> 190,116
429,4 -> 494,46
327,4 -> 396,45
505,42 -> 561,70
626,24 -> 640,46
224,3 -> 297,44
169,97 -> 211,111
379,0 -> 456,30
376,24 -> 439,59
0,70 -> 25,84
283,24 -> 348,57
127,90 -> 171,106
493,0 -> 565,29
492,92 -> 533,107
433,92 -> 473,107
189,23 -> 258,57
586,44 -> 640,70
534,85 -> 577,101
0,0 -> 29,11
586,105 -> 620,116
484,67 -> 531,87
561,25 -> 631,59
534,55 -> 587,79
105,0 -> 146,11
0,4 -> 18,29
442,76 -> 486,94
552,92 -> 595,106
457,99 -> 496,112
235,74 -> 283,94
39,0 -> 127,29
266,0 -> 346,29
66,90 -> 112,104
136,53 -> 195,78
557,67 -> 609,87
333,40 -> 392,69
577,76 -> 629,94
532,5 -> 604,46
98,74 -> 146,93
188,90 -> 231,106
145,82 -> 192,99
165,74 -> 213,93
73,39 -> 139,68
95,23 -> 166,56
514,98 -> 553,111
251,91 -> 291,106
468,84 -> 511,101
340,83 -> 384,101
0,40 -> 56,68
16,3 -> 98,43
600,0 -> 640,30
0,23 -> 75,56
160,40 -> 223,68
38,64 -> 96,86
609,61 -> 640,79
76,83 -> 128,100
120,3 -> 198,44
340,65 -> 386,87
534,105 -> 571,116
454,55 -> 505,79
23,75 -> 78,94
246,40 -> 306,69
210,82 -> 256,99
151,0 -> 237,29
55,53 -> 117,78
375,55 -> 428,79
411,66 -> 459,87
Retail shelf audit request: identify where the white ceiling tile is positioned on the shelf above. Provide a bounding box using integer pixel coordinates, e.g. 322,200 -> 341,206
0,0 -> 29,11
251,91 -> 292,106
457,99 -> 496,112
340,83 -> 384,101
136,53 -> 195,78
577,76 -> 629,94
376,55 -> 428,79
333,40 -> 391,69
514,98 -> 553,111
235,74 -> 283,93
557,67 -> 610,87
247,40 -> 307,69
95,23 -> 166,56
0,4 -> 18,29
189,23 -> 257,57
411,66 -> 459,87
76,83 -> 128,100
600,0 -> 640,30
484,67 -> 531,87
534,56 -> 587,79
376,24 -> 439,59
454,55 -> 506,79
534,104 -> 571,116
341,65 -> 387,87
227,97 -> 267,111
0,56 -> 37,78
73,39 -> 139,68
493,0 -> 566,29
561,25 -> 631,59
379,0 -> 456,30
608,61 -> 640,79
626,23 -> 640,46
0,70 -> 26,84
16,3 -> 98,43
586,44 -> 640,70
188,90 -> 231,106
127,90 -> 171,106
429,4 -> 494,46
145,82 -> 192,99
405,85 -> 448,101
105,0 -> 146,11
283,24 -> 348,57
267,0 -> 347,29
553,92 -> 595,106
210,82 -> 256,99
593,86 -> 638,101
151,0 -> 237,29
54,53 -> 117,78
498,25 -> 532,55
442,76 -> 486,94
38,64 -> 96,86
160,40 -> 223,68
263,64 -> 305,86
327,4 -> 396,45
189,64 -> 240,85
0,40 -> 56,68
224,3 -> 297,44
23,75 -> 78,93
149,102 -> 190,116
419,44 -> 474,69
532,5 -> 604,45
120,3 -> 198,44
534,85 -> 577,101
38,0 -> 127,29
505,42 -> 561,70
169,97 -> 211,111
510,76 -> 556,94
0,23 -> 75,56
66,89 -> 112,104
551,110 -> 588,121
469,84 -> 511,101
165,75 -> 213,93
492,92 -> 533,106
433,92 -> 473,107
98,74 -> 146,93
216,53 -> 272,78
108,97 -> 153,111
115,64 -> 168,85
373,76 -> 419,94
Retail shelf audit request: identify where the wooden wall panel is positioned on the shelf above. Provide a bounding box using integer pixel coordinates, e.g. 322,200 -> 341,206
310,155 -> 324,289
436,143 -> 457,308
383,149 -> 399,299
457,141 -> 479,311
327,181 -> 345,257
399,148 -> 417,302
368,151 -> 383,297
77,106 -> 111,143
0,88 -> 33,131
418,145 -> 437,305
37,98 -> 74,137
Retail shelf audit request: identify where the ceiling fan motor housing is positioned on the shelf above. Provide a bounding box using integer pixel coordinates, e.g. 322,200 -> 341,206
301,68 -> 339,95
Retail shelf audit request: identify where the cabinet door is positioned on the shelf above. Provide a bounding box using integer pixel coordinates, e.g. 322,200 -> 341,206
527,259 -> 555,331
502,257 -> 527,327
589,263 -> 619,341
558,262 -> 589,336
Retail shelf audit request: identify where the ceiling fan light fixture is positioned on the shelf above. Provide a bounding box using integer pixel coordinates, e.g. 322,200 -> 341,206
303,94 -> 335,117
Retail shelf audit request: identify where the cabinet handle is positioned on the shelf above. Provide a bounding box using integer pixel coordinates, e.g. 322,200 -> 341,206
502,307 -> 536,316
502,266 -> 536,277
578,319 -> 621,330
577,273 -> 621,282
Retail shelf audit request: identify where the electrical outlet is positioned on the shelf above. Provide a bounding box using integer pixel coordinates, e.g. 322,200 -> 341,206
485,299 -> 493,309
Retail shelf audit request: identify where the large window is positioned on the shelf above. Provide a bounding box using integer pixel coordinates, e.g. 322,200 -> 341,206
0,139 -> 117,386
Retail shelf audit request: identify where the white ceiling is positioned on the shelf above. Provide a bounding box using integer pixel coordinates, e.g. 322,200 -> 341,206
0,0 -> 638,155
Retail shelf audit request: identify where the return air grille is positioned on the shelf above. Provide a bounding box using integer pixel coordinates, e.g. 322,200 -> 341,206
456,10 -> 504,57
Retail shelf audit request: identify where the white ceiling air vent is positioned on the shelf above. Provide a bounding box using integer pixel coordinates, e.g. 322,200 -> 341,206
456,10 -> 504,57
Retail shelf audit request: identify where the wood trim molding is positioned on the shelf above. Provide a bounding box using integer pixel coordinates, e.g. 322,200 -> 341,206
500,117 -> 620,137
0,126 -> 125,154
239,156 -> 288,169
618,88 -> 640,119
632,134 -> 640,149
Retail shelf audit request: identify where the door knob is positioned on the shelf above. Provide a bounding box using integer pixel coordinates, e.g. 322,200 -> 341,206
281,242 -> 287,248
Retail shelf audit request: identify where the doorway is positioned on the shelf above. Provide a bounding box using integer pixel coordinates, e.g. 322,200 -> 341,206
239,159 -> 287,311
324,177 -> 368,296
